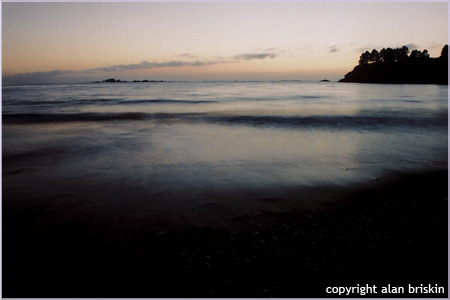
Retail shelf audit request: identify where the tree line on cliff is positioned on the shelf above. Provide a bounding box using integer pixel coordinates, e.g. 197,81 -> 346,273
339,45 -> 448,84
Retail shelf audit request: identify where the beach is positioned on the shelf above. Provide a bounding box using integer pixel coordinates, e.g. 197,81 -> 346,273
2,81 -> 447,297
3,169 -> 447,297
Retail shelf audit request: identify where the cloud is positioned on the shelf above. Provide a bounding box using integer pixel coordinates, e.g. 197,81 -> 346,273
233,52 -> 278,60
3,70 -> 79,84
254,47 -> 283,53
179,53 -> 198,58
4,50 -> 282,84
2,60 -> 234,84
405,43 -> 419,50
90,59 -> 235,73
92,51 -> 282,73
264,47 -> 281,52
357,44 -> 421,53
92,61 -> 179,72
328,45 -> 339,53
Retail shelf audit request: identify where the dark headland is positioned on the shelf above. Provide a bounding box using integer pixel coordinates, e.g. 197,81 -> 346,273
339,45 -> 448,84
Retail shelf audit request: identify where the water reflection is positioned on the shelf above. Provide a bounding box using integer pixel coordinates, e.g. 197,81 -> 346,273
2,82 -> 447,228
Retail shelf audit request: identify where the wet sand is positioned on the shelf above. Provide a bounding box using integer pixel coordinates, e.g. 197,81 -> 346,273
2,169 -> 448,297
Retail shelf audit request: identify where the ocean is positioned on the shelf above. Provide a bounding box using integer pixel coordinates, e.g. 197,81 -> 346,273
2,81 -> 448,228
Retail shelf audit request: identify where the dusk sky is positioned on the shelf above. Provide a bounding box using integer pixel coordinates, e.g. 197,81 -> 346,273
2,2 -> 448,83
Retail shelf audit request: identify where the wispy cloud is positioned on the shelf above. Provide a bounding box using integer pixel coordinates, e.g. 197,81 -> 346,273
3,70 -> 79,84
357,43 -> 422,53
328,45 -> 339,53
405,43 -> 419,50
4,50 -> 283,84
90,59 -> 236,73
429,44 -> 446,50
264,47 -> 281,52
179,53 -> 198,58
233,52 -> 278,60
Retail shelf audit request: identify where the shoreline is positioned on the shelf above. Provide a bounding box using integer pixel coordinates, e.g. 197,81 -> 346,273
3,169 -> 448,297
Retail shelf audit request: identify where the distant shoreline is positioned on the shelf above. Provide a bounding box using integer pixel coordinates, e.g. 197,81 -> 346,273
93,78 -> 333,84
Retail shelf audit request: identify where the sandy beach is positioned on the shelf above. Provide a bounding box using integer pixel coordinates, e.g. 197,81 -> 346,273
3,169 -> 447,297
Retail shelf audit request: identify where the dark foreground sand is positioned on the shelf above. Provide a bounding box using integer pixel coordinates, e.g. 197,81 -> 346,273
3,170 -> 448,297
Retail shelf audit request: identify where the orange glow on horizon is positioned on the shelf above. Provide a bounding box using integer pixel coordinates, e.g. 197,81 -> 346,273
2,2 -> 447,83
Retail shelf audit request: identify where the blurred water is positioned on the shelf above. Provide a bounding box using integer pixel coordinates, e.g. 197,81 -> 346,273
2,81 -> 448,227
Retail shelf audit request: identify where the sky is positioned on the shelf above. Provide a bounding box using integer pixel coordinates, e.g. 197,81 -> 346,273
2,2 -> 448,84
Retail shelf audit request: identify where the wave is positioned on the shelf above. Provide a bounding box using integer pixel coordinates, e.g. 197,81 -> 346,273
301,95 -> 323,99
116,99 -> 216,104
207,114 -> 447,128
2,98 -> 217,106
5,100 -> 69,106
2,113 -> 154,123
370,99 -> 423,103
3,112 -> 446,129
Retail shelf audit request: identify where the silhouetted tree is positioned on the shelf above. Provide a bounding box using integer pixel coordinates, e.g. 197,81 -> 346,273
421,49 -> 430,59
357,45 -> 445,65
359,49 -> 383,65
395,46 -> 409,62
370,49 -> 380,63
440,45 -> 448,59
359,51 -> 371,65
410,49 -> 422,60
341,44 -> 448,84
379,48 -> 396,63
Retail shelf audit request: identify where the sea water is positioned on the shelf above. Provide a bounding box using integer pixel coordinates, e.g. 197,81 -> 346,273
2,81 -> 448,228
